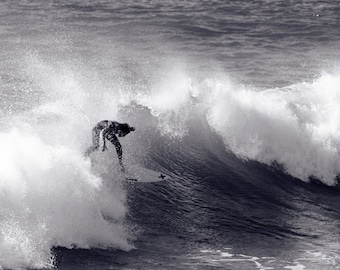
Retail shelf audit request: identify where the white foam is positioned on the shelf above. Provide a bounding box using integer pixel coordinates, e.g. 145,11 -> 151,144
126,67 -> 340,185
0,129 -> 132,269
205,73 -> 340,185
0,54 -> 133,269
134,65 -> 193,137
284,264 -> 306,270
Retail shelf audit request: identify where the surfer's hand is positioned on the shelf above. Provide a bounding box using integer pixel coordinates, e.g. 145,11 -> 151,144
119,160 -> 125,173
119,164 -> 125,173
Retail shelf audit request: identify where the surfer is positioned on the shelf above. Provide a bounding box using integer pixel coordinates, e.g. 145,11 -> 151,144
85,120 -> 135,172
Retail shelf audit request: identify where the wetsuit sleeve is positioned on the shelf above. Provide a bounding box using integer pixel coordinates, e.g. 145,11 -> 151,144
101,128 -> 108,149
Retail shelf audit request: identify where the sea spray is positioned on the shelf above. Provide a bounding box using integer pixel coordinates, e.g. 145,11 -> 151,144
116,64 -> 340,185
204,74 -> 340,185
132,64 -> 193,138
0,129 -> 132,269
0,53 -> 133,269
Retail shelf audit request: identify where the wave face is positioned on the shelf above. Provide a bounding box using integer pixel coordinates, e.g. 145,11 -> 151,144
128,71 -> 340,185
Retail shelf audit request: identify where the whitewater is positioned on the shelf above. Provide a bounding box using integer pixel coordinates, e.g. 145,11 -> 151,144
1,0 -> 340,269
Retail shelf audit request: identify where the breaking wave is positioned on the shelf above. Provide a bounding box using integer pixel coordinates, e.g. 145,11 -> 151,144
1,47 -> 340,268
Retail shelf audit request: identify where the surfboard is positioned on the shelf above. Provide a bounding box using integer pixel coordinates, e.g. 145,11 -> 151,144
124,165 -> 170,183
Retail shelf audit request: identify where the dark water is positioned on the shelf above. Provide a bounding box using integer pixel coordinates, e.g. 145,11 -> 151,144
1,1 -> 340,269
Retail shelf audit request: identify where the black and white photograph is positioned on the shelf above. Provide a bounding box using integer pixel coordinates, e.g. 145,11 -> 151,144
0,1 -> 340,269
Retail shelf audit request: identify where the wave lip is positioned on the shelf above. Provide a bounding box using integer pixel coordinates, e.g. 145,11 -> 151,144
205,73 -> 340,185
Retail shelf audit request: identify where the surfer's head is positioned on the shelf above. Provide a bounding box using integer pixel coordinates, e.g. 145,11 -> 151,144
118,123 -> 135,137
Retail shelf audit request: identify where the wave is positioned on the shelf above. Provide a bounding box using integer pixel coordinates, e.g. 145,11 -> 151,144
1,48 -> 340,268
128,70 -> 340,185
204,74 -> 340,185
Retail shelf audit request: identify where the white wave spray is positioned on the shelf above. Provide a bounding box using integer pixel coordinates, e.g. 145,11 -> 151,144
123,63 -> 340,185
205,73 -> 340,185
117,59 -> 340,186
0,54 -> 133,269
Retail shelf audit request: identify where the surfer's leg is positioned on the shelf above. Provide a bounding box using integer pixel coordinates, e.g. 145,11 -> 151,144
105,133 -> 125,172
105,133 -> 122,160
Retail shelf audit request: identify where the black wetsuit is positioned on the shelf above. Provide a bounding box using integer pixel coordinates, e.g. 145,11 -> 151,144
85,120 -> 131,160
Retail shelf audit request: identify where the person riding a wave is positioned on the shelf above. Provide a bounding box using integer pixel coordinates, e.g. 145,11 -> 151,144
85,120 -> 135,172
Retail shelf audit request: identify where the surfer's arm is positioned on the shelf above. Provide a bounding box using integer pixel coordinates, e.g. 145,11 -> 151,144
119,159 -> 125,173
100,128 -> 108,151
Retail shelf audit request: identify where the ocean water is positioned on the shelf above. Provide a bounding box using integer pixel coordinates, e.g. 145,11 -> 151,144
1,0 -> 340,269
